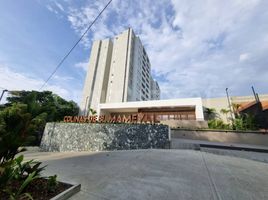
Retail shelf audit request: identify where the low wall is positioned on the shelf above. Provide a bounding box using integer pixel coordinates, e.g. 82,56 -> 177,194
171,129 -> 268,147
161,120 -> 208,129
40,123 -> 169,152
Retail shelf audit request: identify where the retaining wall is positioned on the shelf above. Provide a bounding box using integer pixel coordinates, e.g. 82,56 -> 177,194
161,120 -> 208,129
171,129 -> 268,147
40,123 -> 169,152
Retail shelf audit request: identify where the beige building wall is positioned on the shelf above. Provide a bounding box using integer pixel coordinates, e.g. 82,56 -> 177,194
90,39 -> 113,111
203,94 -> 268,123
106,28 -> 134,103
80,39 -> 113,114
202,97 -> 230,123
231,94 -> 268,104
80,40 -> 101,115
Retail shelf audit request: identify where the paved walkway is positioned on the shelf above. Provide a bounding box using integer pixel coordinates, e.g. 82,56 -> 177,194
172,138 -> 268,151
25,150 -> 268,200
171,138 -> 268,163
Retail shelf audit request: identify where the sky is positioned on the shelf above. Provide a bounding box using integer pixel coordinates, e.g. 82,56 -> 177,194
0,0 -> 268,104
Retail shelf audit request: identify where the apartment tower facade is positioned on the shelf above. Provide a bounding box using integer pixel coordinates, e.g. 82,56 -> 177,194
80,28 -> 160,114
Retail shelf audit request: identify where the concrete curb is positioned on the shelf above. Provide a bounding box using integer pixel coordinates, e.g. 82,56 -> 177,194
171,128 -> 268,134
199,144 -> 268,153
50,183 -> 81,200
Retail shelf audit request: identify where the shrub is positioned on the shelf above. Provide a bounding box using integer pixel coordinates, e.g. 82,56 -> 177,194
0,155 -> 46,199
13,155 -> 46,181
4,171 -> 37,200
0,103 -> 34,164
208,119 -> 230,130
47,175 -> 58,193
0,160 -> 15,190
233,114 -> 258,131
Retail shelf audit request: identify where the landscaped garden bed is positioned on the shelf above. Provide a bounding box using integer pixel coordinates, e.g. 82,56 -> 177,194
0,153 -> 81,200
0,177 -> 72,200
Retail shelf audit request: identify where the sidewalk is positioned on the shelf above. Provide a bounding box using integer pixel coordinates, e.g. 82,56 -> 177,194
25,149 -> 268,200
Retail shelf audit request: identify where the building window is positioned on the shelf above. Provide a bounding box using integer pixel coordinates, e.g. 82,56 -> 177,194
142,90 -> 145,95
142,83 -> 145,88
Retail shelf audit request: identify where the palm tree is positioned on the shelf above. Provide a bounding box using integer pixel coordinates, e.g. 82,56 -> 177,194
220,108 -> 230,122
232,103 -> 241,117
204,108 -> 218,120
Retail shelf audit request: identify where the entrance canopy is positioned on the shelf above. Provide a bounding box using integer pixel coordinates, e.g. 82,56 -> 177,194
98,98 -> 204,121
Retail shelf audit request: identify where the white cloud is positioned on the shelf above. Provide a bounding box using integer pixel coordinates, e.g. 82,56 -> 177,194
53,75 -> 74,81
0,65 -> 79,102
55,2 -> 64,12
67,1 -> 115,48
48,0 -> 268,98
74,61 -> 89,71
46,5 -> 58,14
239,53 -> 250,62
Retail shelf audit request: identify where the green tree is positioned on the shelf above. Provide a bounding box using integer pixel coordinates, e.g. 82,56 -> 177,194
204,108 -> 218,120
5,91 -> 79,122
0,103 -> 37,163
233,114 -> 258,131
1,90 -> 79,145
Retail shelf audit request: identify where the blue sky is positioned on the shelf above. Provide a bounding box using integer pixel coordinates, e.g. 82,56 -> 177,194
1,0 -> 268,104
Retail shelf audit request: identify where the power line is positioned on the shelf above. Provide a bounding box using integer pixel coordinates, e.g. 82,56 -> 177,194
39,0 -> 112,90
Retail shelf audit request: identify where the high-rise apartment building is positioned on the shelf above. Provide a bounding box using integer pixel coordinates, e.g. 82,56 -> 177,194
80,28 -> 160,114
80,39 -> 113,114
151,78 -> 161,100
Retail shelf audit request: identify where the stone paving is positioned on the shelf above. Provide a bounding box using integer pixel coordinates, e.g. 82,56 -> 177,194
24,149 -> 268,200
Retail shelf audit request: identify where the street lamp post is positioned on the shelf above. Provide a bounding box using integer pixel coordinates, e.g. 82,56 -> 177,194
225,88 -> 234,122
0,89 -> 8,103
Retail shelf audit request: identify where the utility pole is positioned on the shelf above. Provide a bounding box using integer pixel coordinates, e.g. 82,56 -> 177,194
0,89 -> 8,103
251,86 -> 260,102
225,88 -> 234,122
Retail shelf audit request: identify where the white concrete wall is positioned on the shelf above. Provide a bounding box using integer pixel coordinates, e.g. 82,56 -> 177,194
99,98 -> 205,120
